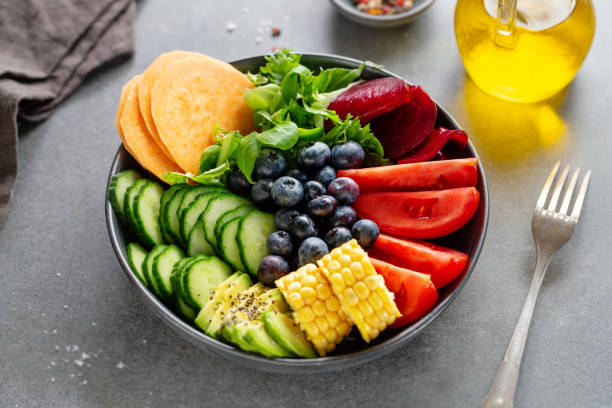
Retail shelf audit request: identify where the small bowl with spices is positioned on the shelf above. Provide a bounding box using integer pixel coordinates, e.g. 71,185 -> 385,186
329,0 -> 436,28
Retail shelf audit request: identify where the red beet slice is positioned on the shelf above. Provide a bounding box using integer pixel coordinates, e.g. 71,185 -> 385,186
327,77 -> 410,125
370,86 -> 437,159
397,127 -> 468,164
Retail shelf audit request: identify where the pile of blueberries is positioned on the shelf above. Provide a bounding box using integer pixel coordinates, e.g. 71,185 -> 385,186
227,140 -> 380,286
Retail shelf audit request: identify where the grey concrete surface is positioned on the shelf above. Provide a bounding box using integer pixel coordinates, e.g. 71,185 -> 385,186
2,0 -> 611,407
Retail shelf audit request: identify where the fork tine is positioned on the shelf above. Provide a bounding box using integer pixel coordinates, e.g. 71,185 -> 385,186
570,169 -> 591,219
536,161 -> 560,209
559,167 -> 580,215
547,165 -> 570,211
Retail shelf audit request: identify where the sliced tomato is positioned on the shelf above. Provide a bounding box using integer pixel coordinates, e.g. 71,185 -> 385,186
337,158 -> 478,194
353,187 -> 480,239
370,258 -> 438,328
368,233 -> 468,288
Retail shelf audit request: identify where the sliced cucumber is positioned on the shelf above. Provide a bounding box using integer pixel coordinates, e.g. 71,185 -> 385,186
202,193 -> 251,249
159,184 -> 186,244
123,179 -> 150,236
186,219 -> 215,257
218,216 -> 246,272
109,170 -> 141,224
261,310 -> 317,358
177,297 -> 197,320
152,245 -> 185,299
170,257 -> 195,302
162,186 -> 190,247
126,242 -> 148,284
142,244 -> 168,295
134,182 -> 165,248
179,192 -> 221,243
182,256 -> 233,309
177,185 -> 226,219
214,205 -> 253,241
237,211 -> 276,276
245,321 -> 294,358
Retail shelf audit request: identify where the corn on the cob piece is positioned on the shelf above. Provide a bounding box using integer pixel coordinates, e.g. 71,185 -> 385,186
275,263 -> 353,356
317,239 -> 401,343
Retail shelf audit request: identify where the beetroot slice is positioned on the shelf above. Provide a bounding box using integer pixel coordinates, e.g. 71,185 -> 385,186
397,127 -> 468,164
327,77 -> 410,125
370,86 -> 437,159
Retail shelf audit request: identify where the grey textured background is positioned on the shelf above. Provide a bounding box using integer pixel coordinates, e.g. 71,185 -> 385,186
2,0 -> 611,407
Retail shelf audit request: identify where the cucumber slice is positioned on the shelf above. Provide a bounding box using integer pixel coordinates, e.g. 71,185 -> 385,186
159,184 -> 186,244
177,185 -> 226,219
126,242 -> 148,284
162,186 -> 190,246
179,192 -> 221,243
123,179 -> 150,236
261,310 -> 317,358
214,205 -> 253,241
177,297 -> 197,320
109,170 -> 141,223
142,245 -> 168,295
152,245 -> 185,299
134,182 -> 165,248
170,257 -> 194,302
186,219 -> 215,257
218,216 -> 246,272
245,321 -> 294,358
202,193 -> 251,249
182,256 -> 233,309
237,211 -> 276,276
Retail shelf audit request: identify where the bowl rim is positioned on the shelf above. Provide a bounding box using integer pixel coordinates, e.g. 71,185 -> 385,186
329,0 -> 436,22
105,52 -> 489,373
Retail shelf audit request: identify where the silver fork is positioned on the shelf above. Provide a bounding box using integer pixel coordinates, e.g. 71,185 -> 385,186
481,162 -> 592,408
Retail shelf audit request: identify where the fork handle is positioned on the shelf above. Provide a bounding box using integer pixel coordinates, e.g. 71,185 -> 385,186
481,251 -> 553,408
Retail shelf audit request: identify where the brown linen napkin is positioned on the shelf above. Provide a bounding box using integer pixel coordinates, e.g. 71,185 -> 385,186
0,0 -> 135,222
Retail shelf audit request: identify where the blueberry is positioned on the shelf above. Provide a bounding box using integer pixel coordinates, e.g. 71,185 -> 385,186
285,168 -> 309,185
331,141 -> 365,170
297,142 -> 330,170
271,176 -> 304,207
352,219 -> 380,249
251,179 -> 274,207
314,165 -> 336,187
303,180 -> 326,202
226,169 -> 252,197
298,237 -> 329,266
266,231 -> 293,256
307,195 -> 337,218
324,227 -> 352,249
328,205 -> 357,228
254,149 -> 288,180
274,208 -> 300,231
327,177 -> 360,204
290,214 -> 318,241
257,255 -> 290,287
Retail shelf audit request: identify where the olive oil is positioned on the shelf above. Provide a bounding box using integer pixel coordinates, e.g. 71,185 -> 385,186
455,0 -> 595,103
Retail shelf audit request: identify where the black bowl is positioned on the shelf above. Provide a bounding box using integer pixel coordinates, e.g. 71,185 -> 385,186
105,53 -> 489,373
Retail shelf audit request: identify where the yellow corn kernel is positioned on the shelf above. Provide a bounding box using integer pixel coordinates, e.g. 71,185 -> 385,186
317,239 -> 401,343
276,263 -> 352,356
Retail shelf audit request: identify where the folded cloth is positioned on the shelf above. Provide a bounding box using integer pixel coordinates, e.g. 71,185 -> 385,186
0,0 -> 135,222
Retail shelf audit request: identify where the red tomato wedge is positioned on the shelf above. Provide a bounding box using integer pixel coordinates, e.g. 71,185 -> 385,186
370,86 -> 437,159
370,258 -> 438,328
337,158 -> 478,194
353,187 -> 480,239
368,234 -> 468,288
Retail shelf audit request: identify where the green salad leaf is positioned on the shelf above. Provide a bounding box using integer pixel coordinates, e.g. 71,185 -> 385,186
199,144 -> 221,173
312,63 -> 365,93
257,122 -> 299,150
236,132 -> 259,182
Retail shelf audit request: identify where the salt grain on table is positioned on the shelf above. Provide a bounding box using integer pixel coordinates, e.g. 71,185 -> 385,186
116,361 -> 125,369
226,22 -> 237,33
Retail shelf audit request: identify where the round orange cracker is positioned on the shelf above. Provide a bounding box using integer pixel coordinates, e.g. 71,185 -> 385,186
116,75 -> 141,156
139,51 -> 210,159
150,57 -> 256,174
121,77 -> 182,182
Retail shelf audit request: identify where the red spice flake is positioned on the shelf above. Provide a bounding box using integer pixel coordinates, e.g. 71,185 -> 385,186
271,27 -> 281,37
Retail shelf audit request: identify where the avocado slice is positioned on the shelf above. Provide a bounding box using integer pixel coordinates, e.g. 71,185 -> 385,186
258,288 -> 289,313
244,321 -> 294,358
204,273 -> 252,338
261,310 -> 317,358
195,272 -> 244,332
222,321 -> 259,353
